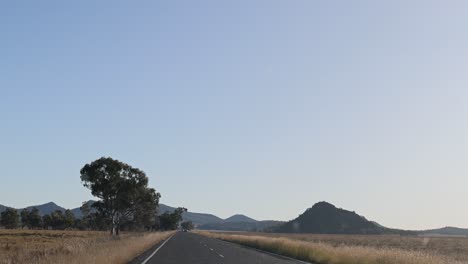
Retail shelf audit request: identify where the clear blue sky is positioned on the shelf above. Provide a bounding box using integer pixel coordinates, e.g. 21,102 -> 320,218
1,1 -> 467,230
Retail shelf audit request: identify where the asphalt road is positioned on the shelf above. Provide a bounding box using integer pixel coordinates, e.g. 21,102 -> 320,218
139,231 -> 309,264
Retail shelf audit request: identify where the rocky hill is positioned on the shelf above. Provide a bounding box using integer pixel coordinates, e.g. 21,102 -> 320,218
273,201 -> 384,234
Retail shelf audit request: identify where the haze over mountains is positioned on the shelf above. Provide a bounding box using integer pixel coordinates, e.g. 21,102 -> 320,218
158,204 -> 222,225
158,204 -> 282,231
0,201 -> 280,231
1,201 -> 467,236
420,227 -> 468,237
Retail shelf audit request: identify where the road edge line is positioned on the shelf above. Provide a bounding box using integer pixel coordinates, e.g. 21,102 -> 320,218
141,233 -> 176,264
238,243 -> 312,264
209,237 -> 313,264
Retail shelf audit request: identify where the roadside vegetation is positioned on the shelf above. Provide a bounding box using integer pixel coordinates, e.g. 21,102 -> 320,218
0,157 -> 185,263
198,231 -> 468,264
0,229 -> 174,264
0,157 -> 186,233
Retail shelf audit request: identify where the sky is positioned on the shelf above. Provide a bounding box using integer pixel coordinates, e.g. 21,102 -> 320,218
1,1 -> 468,230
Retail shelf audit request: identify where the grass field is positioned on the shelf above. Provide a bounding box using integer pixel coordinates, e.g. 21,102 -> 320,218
197,231 -> 468,264
0,229 -> 174,264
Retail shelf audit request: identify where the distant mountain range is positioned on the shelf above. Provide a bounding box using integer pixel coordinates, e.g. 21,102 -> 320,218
0,202 -> 67,215
198,220 -> 284,232
0,201 -> 279,231
420,226 -> 468,236
158,204 -> 282,231
1,201 -> 466,236
22,202 -> 67,215
158,204 -> 223,226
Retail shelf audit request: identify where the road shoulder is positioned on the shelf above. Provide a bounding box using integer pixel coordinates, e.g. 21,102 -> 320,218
127,233 -> 174,264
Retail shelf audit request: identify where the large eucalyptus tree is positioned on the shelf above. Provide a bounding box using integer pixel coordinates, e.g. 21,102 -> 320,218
80,157 -> 160,235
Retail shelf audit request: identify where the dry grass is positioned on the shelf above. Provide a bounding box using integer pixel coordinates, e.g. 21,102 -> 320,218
0,229 -> 174,264
227,232 -> 468,262
197,231 -> 468,264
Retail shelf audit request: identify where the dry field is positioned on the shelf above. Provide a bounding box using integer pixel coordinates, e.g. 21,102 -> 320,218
197,231 -> 468,264
0,229 -> 174,264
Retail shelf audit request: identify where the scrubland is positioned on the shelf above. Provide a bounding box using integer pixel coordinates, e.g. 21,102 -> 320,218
0,229 -> 174,264
197,231 -> 468,264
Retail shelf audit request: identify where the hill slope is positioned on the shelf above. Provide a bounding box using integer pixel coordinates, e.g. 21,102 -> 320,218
224,214 -> 257,223
69,202 -> 224,225
4,201 -> 466,235
274,201 -> 384,234
70,201 -> 95,218
158,206 -> 281,230
20,202 -> 66,215
0,204 -> 7,213
198,220 -> 284,231
420,227 -> 468,236
158,204 -> 223,226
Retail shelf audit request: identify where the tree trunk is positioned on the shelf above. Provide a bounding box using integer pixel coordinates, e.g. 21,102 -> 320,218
110,212 -> 114,235
111,213 -> 118,236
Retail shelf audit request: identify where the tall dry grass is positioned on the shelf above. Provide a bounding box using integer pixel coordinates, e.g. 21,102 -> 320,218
0,229 -> 174,264
197,231 -> 467,264
239,232 -> 468,261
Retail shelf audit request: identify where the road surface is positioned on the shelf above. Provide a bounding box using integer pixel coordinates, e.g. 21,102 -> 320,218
136,231 -> 310,264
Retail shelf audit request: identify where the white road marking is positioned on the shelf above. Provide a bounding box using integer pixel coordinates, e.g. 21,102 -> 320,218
141,234 -> 175,264
218,254 -> 224,258
218,239 -> 312,264
210,248 -> 214,251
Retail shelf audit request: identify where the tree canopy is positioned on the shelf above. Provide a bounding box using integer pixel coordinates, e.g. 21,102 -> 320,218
20,207 -> 42,229
1,208 -> 20,229
80,157 -> 160,235
29,208 -> 42,229
20,209 -> 30,229
181,221 -> 194,230
159,207 -> 187,230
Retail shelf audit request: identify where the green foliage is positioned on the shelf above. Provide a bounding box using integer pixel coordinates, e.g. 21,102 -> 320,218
41,210 -> 76,230
20,209 -> 30,228
21,207 -> 42,229
80,202 -> 91,227
76,204 -> 110,231
159,207 -> 187,230
80,157 -> 160,235
42,214 -> 52,229
64,210 -> 75,228
181,221 -> 194,230
128,187 -> 160,231
29,208 -> 42,229
50,210 -> 65,229
1,208 -> 20,229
